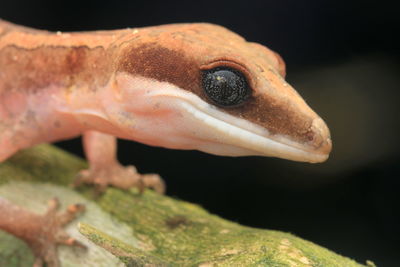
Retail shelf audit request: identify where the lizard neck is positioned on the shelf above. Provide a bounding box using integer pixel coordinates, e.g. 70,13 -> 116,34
0,20 -> 136,152
0,19 -> 155,96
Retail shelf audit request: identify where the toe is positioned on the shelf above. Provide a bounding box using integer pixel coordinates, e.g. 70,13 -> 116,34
142,174 -> 166,194
58,203 -> 85,225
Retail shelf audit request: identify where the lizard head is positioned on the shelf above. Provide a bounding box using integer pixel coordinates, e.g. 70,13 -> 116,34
111,23 -> 331,163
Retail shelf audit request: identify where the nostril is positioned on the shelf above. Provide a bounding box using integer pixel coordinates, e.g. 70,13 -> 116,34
318,137 -> 332,155
310,117 -> 332,154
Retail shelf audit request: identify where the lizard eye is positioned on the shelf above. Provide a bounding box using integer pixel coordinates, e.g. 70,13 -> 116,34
202,67 -> 251,107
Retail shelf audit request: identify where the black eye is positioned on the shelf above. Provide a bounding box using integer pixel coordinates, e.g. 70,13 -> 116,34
202,67 -> 251,107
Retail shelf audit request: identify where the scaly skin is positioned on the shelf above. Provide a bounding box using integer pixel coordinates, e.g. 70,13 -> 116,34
0,19 -> 331,162
0,19 -> 332,266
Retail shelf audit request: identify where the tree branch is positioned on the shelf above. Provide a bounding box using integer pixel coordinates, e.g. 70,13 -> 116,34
0,144 -> 370,266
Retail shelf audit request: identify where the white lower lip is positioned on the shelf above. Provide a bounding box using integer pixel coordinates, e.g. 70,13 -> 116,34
178,100 -> 328,163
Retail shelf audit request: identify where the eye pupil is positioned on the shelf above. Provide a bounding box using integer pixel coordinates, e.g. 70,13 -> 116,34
202,67 -> 250,107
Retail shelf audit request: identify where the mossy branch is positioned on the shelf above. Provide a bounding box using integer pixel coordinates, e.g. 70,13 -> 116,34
0,144 -> 371,266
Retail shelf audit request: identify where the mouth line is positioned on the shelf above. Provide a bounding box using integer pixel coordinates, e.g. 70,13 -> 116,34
179,98 -> 327,163
149,89 -> 327,163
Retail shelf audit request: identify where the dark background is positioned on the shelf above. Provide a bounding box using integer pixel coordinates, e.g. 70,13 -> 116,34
1,0 -> 399,266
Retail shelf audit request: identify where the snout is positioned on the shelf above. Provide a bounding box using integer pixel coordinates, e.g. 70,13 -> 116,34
307,117 -> 332,161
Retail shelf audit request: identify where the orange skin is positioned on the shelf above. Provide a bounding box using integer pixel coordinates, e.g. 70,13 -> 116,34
0,19 -> 331,266
0,20 -> 330,160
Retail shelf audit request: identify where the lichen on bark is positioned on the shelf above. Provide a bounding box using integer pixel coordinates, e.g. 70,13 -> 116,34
0,144 -> 369,266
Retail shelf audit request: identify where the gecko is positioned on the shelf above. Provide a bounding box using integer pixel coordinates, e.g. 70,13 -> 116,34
0,19 -> 331,266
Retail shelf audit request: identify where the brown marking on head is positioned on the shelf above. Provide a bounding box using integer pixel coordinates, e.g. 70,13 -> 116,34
118,43 -> 200,92
116,23 -> 329,148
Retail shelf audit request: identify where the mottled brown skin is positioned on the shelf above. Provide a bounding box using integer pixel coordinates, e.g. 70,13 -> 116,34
0,20 -> 326,148
0,19 -> 331,266
1,45 -> 110,90
0,21 -> 116,93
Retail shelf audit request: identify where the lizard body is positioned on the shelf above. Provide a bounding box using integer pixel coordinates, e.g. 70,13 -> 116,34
0,19 -> 331,266
0,19 -> 331,163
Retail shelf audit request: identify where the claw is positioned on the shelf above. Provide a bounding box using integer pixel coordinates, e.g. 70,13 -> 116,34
142,174 -> 166,194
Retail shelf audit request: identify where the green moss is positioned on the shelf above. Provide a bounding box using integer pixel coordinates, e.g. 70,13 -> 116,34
0,144 -> 87,186
0,144 -> 368,266
79,223 -> 169,266
0,231 -> 33,266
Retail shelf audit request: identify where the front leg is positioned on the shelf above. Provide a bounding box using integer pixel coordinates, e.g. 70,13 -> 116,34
74,131 -> 165,194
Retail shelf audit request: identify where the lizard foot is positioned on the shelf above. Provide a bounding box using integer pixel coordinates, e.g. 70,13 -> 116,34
74,163 -> 165,194
0,198 -> 85,267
